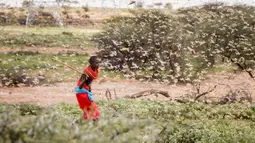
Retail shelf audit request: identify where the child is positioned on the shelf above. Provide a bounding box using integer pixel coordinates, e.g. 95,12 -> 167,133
74,56 -> 101,125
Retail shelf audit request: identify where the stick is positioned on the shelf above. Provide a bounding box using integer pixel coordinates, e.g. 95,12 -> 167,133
105,89 -> 112,100
52,58 -> 83,74
124,89 -> 170,99
194,84 -> 218,101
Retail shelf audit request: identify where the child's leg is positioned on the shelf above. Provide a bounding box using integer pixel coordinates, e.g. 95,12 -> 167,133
89,102 -> 100,120
83,108 -> 90,120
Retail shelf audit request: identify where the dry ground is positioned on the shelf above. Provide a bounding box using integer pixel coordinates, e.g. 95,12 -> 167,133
0,70 -> 254,106
0,47 -> 255,105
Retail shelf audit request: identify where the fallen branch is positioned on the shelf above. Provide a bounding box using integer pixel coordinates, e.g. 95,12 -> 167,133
174,99 -> 189,103
194,84 -> 218,101
124,89 -> 170,99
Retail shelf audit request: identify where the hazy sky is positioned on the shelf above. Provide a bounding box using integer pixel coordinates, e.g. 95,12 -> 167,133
0,0 -> 255,9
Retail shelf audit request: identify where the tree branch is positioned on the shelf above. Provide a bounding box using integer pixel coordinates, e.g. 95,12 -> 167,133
194,84 -> 217,101
230,59 -> 254,79
124,89 -> 170,99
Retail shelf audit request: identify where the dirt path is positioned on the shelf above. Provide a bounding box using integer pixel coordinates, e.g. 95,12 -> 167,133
1,46 -> 255,105
0,71 -> 254,106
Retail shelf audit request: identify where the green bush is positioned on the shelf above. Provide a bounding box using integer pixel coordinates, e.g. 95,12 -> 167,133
94,4 -> 255,83
94,10 -> 195,83
180,4 -> 255,78
0,101 -> 255,143
157,121 -> 255,143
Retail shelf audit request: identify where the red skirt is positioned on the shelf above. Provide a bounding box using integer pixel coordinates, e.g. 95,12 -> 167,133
76,93 -> 100,120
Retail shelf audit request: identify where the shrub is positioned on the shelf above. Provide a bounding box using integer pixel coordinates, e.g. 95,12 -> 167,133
94,10 -> 195,83
178,4 -> 255,78
0,101 -> 255,142
81,14 -> 90,19
32,11 -> 57,26
94,4 -> 255,83
82,6 -> 89,12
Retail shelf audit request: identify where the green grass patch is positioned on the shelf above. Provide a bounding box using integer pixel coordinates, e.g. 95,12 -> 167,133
0,26 -> 100,48
0,53 -> 123,86
0,53 -> 88,85
0,53 -> 88,72
0,32 -> 94,48
0,100 -> 254,142
0,26 -> 101,35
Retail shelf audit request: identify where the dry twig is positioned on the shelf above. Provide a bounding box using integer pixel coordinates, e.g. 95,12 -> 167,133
105,89 -> 112,100
194,84 -> 218,101
124,89 -> 170,99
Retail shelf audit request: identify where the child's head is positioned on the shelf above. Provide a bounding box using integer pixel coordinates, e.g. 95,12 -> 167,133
89,56 -> 100,69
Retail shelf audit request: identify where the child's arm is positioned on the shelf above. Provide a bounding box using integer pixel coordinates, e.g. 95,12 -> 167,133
79,73 -> 93,91
79,73 -> 88,89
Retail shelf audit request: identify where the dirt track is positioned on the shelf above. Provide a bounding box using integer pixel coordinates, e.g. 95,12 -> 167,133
0,71 -> 254,106
0,47 -> 255,105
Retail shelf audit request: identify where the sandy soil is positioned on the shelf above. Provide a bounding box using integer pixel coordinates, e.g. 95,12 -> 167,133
0,46 -> 255,105
0,71 -> 254,106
